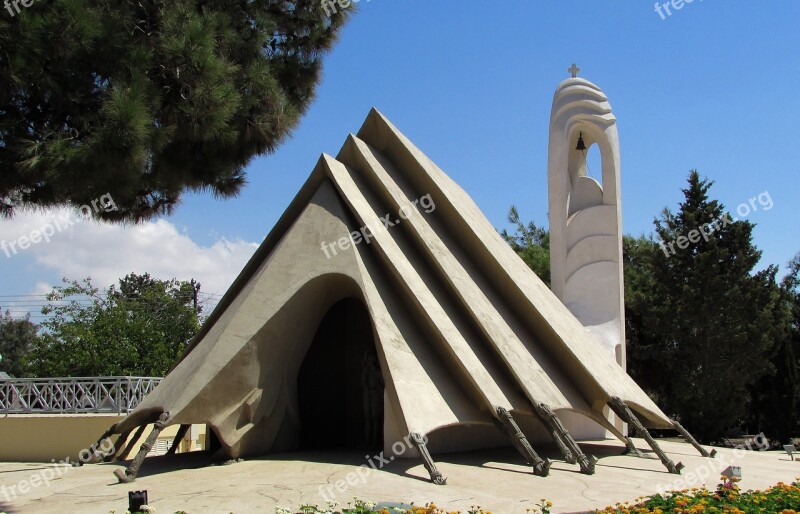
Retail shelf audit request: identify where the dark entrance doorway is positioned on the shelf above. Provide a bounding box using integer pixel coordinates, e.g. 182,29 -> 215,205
298,298 -> 383,451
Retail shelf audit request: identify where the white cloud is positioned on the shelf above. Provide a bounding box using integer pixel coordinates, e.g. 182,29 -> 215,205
0,208 -> 259,298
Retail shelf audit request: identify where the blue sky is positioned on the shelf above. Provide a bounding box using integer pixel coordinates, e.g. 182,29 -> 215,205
2,1 -> 799,318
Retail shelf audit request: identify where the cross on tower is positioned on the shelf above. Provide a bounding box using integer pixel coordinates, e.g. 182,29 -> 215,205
568,63 -> 580,78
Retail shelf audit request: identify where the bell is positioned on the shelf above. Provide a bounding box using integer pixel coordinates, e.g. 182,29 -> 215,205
575,132 -> 587,152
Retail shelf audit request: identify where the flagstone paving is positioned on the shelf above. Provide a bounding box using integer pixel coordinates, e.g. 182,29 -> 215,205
1,439 -> 797,514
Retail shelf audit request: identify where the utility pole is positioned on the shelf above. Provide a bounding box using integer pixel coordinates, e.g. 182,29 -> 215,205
190,279 -> 201,315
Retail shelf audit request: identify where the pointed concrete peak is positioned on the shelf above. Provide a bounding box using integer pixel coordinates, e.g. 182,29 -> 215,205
360,107 -> 386,131
317,153 -> 349,189
319,153 -> 344,176
335,133 -> 361,161
359,107 -> 396,139
346,132 -> 368,150
367,106 -> 386,119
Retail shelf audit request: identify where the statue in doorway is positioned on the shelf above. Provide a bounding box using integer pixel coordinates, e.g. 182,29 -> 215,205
361,350 -> 384,449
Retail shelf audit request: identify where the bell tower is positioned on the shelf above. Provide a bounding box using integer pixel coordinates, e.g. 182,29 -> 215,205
547,65 -> 626,372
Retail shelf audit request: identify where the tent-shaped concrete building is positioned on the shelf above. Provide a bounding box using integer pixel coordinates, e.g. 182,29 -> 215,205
97,104 -> 711,485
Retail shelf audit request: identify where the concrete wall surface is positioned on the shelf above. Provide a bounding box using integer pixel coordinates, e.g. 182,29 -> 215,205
0,415 -> 206,462
0,414 -> 123,462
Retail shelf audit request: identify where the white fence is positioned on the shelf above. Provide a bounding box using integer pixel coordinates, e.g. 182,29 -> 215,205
0,377 -> 162,414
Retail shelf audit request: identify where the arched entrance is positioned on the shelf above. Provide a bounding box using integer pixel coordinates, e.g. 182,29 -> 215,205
297,298 -> 383,451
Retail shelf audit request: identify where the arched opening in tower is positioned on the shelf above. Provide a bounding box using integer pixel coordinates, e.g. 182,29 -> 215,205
297,297 -> 383,452
585,143 -> 603,188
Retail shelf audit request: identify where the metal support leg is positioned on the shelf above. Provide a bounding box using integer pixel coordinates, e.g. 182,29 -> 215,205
534,403 -> 596,474
118,424 -> 147,462
106,430 -> 131,462
167,424 -> 191,455
114,412 -> 171,483
533,405 -> 575,463
609,397 -> 683,474
672,419 -> 716,458
623,436 -> 649,458
409,433 -> 446,485
88,425 -> 116,463
496,407 -> 551,476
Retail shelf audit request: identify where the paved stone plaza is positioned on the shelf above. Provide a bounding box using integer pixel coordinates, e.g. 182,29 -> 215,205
1,439 -> 798,514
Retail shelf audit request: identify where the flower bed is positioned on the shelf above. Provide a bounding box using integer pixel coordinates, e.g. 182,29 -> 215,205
275,498 -> 552,514
93,479 -> 800,514
596,478 -> 800,514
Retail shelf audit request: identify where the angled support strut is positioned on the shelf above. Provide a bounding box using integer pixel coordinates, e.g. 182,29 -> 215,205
533,404 -> 574,464
534,403 -> 596,475
672,419 -> 717,458
623,436 -> 650,458
496,407 -> 551,476
167,424 -> 192,455
87,425 -> 117,463
114,412 -> 171,483
409,432 -> 446,485
608,397 -> 684,474
117,424 -> 147,462
106,430 -> 132,462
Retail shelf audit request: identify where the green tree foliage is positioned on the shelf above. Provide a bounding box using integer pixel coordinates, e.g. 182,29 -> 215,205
25,273 -> 202,377
629,171 -> 784,442
0,310 -> 38,377
0,0 -> 349,222
506,177 -> 797,442
501,206 -> 551,286
622,235 -> 664,397
788,254 -> 800,421
749,254 -> 800,442
786,254 -> 800,348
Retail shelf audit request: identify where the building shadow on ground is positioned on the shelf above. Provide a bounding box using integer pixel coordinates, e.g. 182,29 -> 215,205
105,439 -> 676,484
103,450 -> 216,482
260,440 -> 655,483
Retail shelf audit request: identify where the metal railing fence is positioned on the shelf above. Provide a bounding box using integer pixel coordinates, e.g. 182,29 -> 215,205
0,376 -> 162,414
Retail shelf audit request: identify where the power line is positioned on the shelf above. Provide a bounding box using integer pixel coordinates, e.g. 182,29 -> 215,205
1,291 -> 223,322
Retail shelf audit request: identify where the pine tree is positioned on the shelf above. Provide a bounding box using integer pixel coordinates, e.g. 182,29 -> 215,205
501,206 -> 551,285
638,171 -> 783,442
0,0 -> 350,222
622,235 -> 664,399
788,255 -> 800,437
751,253 -> 800,442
